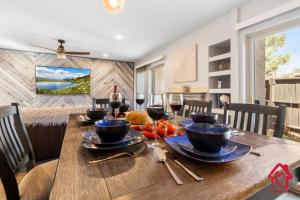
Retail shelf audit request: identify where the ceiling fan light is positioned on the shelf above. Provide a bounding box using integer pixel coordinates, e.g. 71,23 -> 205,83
102,0 -> 125,14
57,53 -> 66,59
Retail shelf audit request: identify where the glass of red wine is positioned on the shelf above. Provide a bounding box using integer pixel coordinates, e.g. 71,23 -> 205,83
147,94 -> 166,148
169,94 -> 183,134
109,93 -> 122,118
136,93 -> 145,110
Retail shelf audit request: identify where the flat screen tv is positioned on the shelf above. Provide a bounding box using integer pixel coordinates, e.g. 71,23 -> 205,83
35,66 -> 91,94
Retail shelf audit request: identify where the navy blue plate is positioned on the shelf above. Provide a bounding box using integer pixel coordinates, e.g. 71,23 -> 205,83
78,115 -> 113,123
180,119 -> 194,126
180,120 -> 232,128
83,130 -> 135,146
82,129 -> 145,150
175,138 -> 237,158
165,135 -> 252,163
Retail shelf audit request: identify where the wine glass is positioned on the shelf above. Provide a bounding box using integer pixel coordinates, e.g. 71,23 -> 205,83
136,93 -> 145,110
147,94 -> 166,148
109,93 -> 122,118
169,94 -> 183,128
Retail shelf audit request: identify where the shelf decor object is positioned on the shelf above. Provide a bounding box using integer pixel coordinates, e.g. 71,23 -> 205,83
217,79 -> 222,89
173,44 -> 198,83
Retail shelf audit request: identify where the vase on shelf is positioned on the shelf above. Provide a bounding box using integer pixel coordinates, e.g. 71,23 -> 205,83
217,79 -> 222,89
219,94 -> 230,107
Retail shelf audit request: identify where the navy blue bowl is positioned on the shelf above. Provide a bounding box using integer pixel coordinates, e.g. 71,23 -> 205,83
190,112 -> 218,124
185,123 -> 231,153
87,109 -> 107,121
95,120 -> 130,143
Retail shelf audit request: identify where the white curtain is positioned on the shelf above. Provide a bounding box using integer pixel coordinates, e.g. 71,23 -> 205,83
151,64 -> 165,94
136,66 -> 148,109
135,61 -> 165,108
136,66 -> 147,94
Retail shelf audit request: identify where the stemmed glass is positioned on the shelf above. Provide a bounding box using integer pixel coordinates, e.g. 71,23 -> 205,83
147,94 -> 166,148
169,94 -> 183,124
135,93 -> 145,110
109,93 -> 122,118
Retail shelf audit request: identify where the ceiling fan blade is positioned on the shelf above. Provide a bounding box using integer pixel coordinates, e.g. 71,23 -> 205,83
65,51 -> 90,55
29,44 -> 57,52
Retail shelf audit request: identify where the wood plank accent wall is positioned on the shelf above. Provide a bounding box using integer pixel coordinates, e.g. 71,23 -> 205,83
0,49 -> 134,107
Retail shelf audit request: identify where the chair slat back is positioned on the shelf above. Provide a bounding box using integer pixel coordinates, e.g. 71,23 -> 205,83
181,100 -> 212,117
223,103 -> 286,138
0,149 -> 19,200
95,98 -> 110,109
0,103 -> 35,200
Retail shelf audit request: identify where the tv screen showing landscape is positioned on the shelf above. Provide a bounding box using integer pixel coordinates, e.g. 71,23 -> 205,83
35,66 -> 91,94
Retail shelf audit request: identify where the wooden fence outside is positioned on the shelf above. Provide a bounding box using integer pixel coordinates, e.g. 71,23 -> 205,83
265,77 -> 300,132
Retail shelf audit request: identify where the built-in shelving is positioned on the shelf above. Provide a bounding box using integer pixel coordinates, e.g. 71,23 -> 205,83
209,39 -> 230,57
208,52 -> 231,62
209,70 -> 231,77
208,39 -> 232,113
209,88 -> 232,94
209,75 -> 230,90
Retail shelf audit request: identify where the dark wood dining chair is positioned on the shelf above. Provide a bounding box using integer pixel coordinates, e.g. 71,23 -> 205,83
95,98 -> 110,109
223,103 -> 286,138
0,103 -> 58,200
181,99 -> 212,117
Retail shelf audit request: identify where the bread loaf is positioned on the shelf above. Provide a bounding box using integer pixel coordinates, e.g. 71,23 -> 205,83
126,111 -> 149,125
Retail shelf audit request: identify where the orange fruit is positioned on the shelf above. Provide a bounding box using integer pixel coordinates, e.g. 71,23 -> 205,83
144,123 -> 154,132
166,123 -> 176,134
157,123 -> 168,138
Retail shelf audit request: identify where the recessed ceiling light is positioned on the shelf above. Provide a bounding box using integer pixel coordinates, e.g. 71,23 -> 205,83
115,34 -> 124,40
102,53 -> 109,58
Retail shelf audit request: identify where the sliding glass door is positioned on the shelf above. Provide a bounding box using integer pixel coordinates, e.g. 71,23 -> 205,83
248,25 -> 300,141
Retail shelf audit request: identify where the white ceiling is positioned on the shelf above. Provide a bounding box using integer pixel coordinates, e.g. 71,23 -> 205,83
0,0 -> 248,62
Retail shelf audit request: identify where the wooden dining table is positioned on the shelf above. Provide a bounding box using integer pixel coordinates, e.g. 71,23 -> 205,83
50,115 -> 300,200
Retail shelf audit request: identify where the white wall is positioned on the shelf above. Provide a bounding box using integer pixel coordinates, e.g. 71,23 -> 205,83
134,0 -> 295,103
238,0 -> 294,21
135,13 -> 233,92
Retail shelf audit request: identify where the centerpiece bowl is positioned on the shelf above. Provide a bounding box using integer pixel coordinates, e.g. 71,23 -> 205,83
185,123 -> 231,153
95,120 -> 130,143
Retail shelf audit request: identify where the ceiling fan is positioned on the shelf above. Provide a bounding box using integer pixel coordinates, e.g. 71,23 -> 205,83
30,39 -> 90,59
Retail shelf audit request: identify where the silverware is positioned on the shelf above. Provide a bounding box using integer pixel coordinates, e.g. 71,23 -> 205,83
217,124 -> 245,136
88,144 -> 146,164
153,147 -> 183,185
164,149 -> 203,182
173,159 -> 203,182
250,151 -> 261,156
229,130 -> 245,136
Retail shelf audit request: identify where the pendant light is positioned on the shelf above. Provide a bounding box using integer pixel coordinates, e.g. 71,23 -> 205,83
102,0 -> 126,14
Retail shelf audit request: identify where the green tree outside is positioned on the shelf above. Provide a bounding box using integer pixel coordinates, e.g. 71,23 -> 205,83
265,34 -> 291,79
